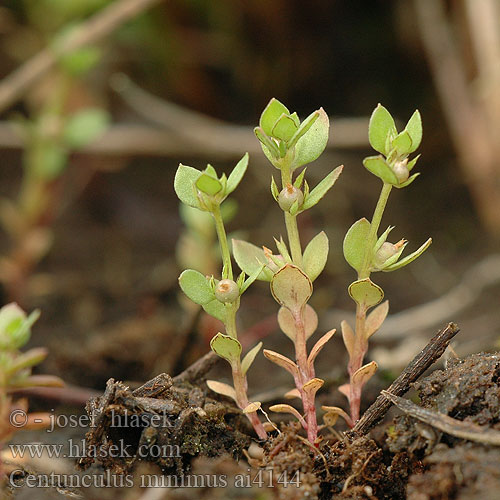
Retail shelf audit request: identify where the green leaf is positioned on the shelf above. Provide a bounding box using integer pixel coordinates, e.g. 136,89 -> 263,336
274,237 -> 292,263
343,218 -> 371,273
383,238 -> 432,271
405,110 -> 422,153
292,108 -> 329,168
196,173 -> 222,196
374,226 -> 394,253
174,164 -> 202,209
303,231 -> 329,281
232,239 -> 274,281
288,110 -> 319,149
293,168 -> 307,188
240,263 -> 265,294
290,112 -> 300,126
277,304 -> 318,341
301,165 -> 343,211
348,278 -> 384,308
270,264 -> 312,313
407,154 -> 420,171
241,342 -> 263,375
363,156 -> 398,185
392,130 -> 413,156
270,176 -> 280,200
64,108 -> 109,148
254,127 -> 280,161
226,153 -> 248,195
0,304 -> 40,350
210,333 -> 242,365
260,98 -> 290,136
394,172 -> 420,189
178,269 -> 214,305
272,114 -> 298,142
202,299 -> 226,322
369,104 -> 397,155
376,242 -> 407,270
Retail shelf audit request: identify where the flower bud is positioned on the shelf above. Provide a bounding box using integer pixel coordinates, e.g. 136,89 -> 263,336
393,159 -> 409,183
215,279 -> 240,303
278,184 -> 304,211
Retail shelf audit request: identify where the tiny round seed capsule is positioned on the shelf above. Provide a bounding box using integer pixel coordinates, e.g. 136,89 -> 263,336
374,242 -> 398,268
393,160 -> 409,183
215,279 -> 240,303
278,184 -> 304,211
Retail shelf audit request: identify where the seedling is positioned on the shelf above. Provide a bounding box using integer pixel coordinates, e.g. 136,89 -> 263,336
175,99 -> 430,444
336,104 -> 431,424
0,303 -> 63,476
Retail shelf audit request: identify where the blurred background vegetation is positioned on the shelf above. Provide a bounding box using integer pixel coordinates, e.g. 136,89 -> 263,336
0,0 -> 498,391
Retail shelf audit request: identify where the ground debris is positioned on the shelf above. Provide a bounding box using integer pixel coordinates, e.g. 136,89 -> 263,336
76,374 -> 250,476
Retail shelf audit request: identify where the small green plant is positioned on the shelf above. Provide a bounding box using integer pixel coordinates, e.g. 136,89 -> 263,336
328,104 -> 431,425
0,303 -> 63,476
174,99 -> 431,444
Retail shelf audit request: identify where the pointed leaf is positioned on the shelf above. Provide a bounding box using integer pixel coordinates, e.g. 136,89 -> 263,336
301,165 -> 343,211
352,361 -> 378,387
407,154 -> 420,171
392,130 -> 413,156
405,110 -> 422,153
9,375 -> 64,389
202,299 -> 226,322
255,127 -> 280,162
272,113 -> 298,142
293,108 -> 330,168
206,380 -> 237,402
270,265 -> 312,313
196,173 -> 222,196
365,300 -> 389,338
374,226 -> 394,253
274,237 -> 292,263
343,218 -> 371,272
6,348 -> 47,376
277,304 -> 318,341
383,238 -> 432,271
271,176 -> 280,200
240,264 -> 265,294
210,333 -> 242,364
174,164 -> 202,209
303,231 -> 329,281
288,110 -> 319,149
394,172 -> 420,189
302,378 -> 324,397
293,167 -> 307,188
179,269 -> 214,305
369,104 -> 397,155
363,156 -> 398,185
241,342 -> 263,375
233,239 -> 274,281
260,98 -> 290,136
226,153 -> 249,195
341,320 -> 355,359
307,329 -> 335,371
348,278 -> 384,308
263,349 -> 298,376
290,112 -> 300,126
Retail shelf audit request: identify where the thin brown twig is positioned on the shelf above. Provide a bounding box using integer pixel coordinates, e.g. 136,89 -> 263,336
0,0 -> 163,114
348,322 -> 460,438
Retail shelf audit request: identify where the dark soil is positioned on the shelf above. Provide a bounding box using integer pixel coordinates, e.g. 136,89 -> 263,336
35,350 -> 497,499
